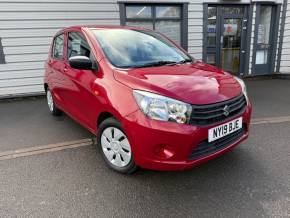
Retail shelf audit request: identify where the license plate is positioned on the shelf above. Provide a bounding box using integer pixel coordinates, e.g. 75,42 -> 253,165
208,117 -> 243,142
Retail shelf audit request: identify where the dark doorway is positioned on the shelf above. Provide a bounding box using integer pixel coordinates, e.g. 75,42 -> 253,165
204,5 -> 250,76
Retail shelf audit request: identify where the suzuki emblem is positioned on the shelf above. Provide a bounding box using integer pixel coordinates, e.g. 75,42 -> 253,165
223,105 -> 230,116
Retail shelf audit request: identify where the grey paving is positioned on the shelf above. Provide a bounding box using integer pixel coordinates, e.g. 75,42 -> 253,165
0,97 -> 93,152
246,78 -> 290,118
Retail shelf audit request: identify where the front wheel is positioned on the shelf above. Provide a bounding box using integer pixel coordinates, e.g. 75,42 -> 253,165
97,118 -> 138,174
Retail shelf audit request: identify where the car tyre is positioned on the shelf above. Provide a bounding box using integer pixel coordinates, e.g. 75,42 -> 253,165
97,117 -> 138,174
46,88 -> 62,116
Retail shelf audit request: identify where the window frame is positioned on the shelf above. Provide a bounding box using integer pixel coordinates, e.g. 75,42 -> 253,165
119,2 -> 188,51
52,33 -> 65,60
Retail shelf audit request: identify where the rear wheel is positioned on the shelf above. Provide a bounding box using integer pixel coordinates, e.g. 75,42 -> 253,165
46,88 -> 62,116
97,117 -> 138,174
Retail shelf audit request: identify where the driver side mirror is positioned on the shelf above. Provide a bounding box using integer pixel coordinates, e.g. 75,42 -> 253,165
69,56 -> 93,70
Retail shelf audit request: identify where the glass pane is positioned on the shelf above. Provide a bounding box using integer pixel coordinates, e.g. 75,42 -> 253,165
207,7 -> 216,47
126,6 -> 152,18
206,53 -> 216,65
92,29 -> 190,68
221,7 -> 244,15
255,50 -> 268,64
257,6 -> 272,45
155,21 -> 180,44
156,6 -> 180,18
68,32 -> 91,59
126,21 -> 153,30
255,6 -> 272,65
221,18 -> 242,75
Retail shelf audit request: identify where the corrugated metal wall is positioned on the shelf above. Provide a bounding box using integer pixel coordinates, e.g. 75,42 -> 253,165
280,0 -> 290,73
0,0 -> 119,97
188,1 -> 203,60
248,4 -> 256,75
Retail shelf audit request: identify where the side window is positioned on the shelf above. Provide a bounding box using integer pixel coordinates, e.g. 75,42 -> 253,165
52,34 -> 64,59
67,32 -> 91,59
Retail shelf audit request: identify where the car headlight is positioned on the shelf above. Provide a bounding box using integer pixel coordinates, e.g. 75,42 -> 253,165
234,76 -> 249,104
133,90 -> 192,124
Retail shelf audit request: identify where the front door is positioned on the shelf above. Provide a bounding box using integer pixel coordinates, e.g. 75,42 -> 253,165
252,5 -> 278,74
220,17 -> 244,75
205,5 -> 249,76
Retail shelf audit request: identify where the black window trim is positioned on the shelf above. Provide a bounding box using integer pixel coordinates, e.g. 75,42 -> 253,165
119,2 -> 188,51
52,33 -> 65,61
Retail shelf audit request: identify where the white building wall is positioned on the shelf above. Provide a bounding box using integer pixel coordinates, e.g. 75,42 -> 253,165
188,1 -> 203,60
280,0 -> 290,73
0,0 -> 120,97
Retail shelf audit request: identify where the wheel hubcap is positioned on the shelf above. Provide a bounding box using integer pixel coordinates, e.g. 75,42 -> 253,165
101,127 -> 132,168
46,90 -> 54,112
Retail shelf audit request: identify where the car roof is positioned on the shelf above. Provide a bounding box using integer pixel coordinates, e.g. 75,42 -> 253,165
64,25 -> 150,32
54,25 -> 151,37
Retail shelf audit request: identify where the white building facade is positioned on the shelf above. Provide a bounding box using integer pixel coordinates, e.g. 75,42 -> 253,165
0,0 -> 289,97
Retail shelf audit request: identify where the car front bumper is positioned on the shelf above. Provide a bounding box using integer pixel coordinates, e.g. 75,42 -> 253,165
122,103 -> 252,171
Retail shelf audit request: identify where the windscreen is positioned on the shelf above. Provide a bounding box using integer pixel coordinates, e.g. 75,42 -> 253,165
92,29 -> 191,68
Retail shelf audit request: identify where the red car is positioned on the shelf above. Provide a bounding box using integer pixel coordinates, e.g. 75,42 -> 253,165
44,25 -> 252,173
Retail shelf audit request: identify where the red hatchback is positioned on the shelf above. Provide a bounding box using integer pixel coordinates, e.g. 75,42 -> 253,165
44,25 -> 252,173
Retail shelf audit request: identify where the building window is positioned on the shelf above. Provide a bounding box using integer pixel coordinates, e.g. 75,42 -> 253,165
119,3 -> 188,50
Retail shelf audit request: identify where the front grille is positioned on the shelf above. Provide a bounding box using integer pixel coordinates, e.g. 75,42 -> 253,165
189,93 -> 247,126
188,125 -> 246,160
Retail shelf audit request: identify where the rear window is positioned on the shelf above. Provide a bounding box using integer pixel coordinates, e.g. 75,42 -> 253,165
52,34 -> 64,60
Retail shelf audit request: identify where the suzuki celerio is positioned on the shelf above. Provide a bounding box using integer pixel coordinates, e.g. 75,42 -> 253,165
44,26 -> 252,173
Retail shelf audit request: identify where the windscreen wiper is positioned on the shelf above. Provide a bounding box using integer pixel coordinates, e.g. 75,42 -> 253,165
176,59 -> 193,64
132,60 -> 178,68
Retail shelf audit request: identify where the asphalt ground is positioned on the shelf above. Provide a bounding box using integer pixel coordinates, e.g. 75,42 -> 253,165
0,78 -> 289,217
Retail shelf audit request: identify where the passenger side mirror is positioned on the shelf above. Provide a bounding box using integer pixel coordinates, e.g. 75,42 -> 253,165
69,56 -> 93,70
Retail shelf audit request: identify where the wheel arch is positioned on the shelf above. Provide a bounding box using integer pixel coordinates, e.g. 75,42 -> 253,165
97,111 -> 115,129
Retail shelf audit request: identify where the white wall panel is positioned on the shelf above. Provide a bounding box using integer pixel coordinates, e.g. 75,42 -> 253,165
188,1 -> 203,59
0,0 -> 119,97
280,2 -> 290,74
